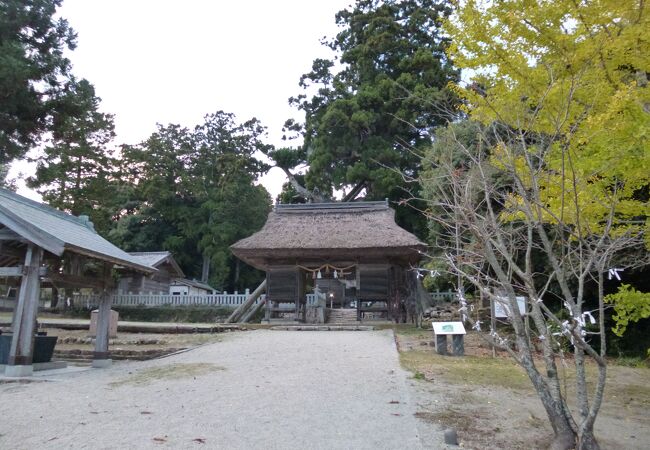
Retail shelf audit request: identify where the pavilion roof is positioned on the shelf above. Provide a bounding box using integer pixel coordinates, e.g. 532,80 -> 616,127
129,251 -> 185,277
231,201 -> 426,269
0,188 -> 155,273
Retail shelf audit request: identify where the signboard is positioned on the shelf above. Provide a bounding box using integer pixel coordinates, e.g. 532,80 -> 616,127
493,296 -> 527,318
432,321 -> 466,335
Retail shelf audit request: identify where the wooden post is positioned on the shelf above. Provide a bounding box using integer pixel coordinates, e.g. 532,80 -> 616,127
6,245 -> 43,377
226,279 -> 267,323
92,264 -> 113,368
490,296 -> 497,358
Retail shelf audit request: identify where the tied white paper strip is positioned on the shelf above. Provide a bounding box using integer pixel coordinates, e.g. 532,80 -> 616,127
413,267 -> 440,278
583,311 -> 596,325
458,289 -> 468,322
472,321 -> 481,331
608,268 -> 623,281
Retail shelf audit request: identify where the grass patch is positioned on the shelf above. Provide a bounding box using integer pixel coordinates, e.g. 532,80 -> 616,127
400,349 -> 532,391
612,356 -> 650,368
378,323 -> 431,339
109,363 -> 224,387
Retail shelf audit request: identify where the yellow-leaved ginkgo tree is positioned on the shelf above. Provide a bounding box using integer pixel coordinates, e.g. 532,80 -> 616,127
426,1 -> 650,449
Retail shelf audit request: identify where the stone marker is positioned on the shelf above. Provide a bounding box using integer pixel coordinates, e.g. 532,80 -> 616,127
435,334 -> 448,355
452,334 -> 465,356
432,322 -> 466,357
444,428 -> 459,445
89,309 -> 118,338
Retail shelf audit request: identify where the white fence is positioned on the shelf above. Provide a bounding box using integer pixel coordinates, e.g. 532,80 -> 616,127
72,293 -> 319,309
430,291 -> 457,303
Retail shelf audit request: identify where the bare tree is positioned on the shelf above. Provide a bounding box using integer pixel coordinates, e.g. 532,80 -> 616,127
420,122 -> 646,450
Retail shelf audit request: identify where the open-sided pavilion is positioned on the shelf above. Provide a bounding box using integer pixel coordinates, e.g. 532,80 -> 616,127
0,188 -> 155,376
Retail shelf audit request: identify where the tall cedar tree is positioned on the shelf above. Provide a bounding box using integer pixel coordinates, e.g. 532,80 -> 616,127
27,79 -> 117,235
113,112 -> 271,291
0,0 -> 77,163
287,0 -> 459,235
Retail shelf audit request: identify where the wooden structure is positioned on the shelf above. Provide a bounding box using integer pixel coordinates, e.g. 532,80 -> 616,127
0,189 -> 155,376
231,201 -> 426,322
117,252 -> 217,295
169,278 -> 216,295
118,251 -> 184,294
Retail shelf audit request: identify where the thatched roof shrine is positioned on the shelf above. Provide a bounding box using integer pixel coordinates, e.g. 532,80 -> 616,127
231,201 -> 426,270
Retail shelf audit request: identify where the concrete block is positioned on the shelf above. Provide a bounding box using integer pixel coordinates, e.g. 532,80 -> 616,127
452,334 -> 465,356
435,335 -> 448,355
4,364 -> 33,377
91,359 -> 112,369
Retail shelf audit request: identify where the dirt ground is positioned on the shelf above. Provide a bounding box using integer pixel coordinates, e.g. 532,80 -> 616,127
6,326 -> 648,449
1,330 -> 435,450
394,326 -> 650,450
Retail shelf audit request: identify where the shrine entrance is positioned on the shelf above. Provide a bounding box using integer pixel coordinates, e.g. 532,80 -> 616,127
303,264 -> 357,309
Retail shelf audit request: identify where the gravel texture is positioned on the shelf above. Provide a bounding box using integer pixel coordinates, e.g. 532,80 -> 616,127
0,330 -> 445,449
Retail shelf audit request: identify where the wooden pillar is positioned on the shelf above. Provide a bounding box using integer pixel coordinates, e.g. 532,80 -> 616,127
92,264 -> 113,368
6,245 -> 43,377
264,272 -> 272,322
295,269 -> 305,322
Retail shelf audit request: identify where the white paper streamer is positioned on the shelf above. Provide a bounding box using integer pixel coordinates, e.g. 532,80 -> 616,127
608,268 -> 623,281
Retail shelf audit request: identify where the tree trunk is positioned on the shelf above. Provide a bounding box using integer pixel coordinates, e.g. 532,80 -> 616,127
234,258 -> 240,285
50,287 -> 59,309
577,427 -> 600,450
523,364 -> 576,450
201,255 -> 210,283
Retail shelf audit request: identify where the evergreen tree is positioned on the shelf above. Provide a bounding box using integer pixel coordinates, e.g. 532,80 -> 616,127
0,0 -> 77,163
27,78 -> 117,235
283,0 -> 458,234
113,112 -> 271,291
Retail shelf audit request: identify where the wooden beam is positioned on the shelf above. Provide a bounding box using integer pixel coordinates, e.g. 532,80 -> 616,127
226,279 -> 267,323
45,272 -> 105,289
0,228 -> 25,241
0,266 -> 48,277
0,266 -> 21,276
241,298 -> 267,323
0,244 -> 25,259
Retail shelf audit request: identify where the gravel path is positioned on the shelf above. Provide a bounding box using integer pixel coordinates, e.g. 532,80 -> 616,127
0,330 -> 443,449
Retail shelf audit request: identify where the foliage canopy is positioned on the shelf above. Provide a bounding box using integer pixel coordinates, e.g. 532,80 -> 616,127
0,0 -> 77,163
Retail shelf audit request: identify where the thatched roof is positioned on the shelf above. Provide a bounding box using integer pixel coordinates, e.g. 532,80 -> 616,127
231,201 -> 426,269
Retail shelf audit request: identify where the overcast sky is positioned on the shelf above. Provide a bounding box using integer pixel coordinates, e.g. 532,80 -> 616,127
11,0 -> 353,200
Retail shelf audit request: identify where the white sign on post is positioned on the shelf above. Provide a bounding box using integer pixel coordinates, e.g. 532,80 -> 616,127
494,296 -> 527,318
432,321 -> 466,335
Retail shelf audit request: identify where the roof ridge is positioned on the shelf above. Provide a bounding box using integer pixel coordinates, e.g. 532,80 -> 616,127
0,188 -> 95,231
274,200 -> 389,214
129,251 -> 171,255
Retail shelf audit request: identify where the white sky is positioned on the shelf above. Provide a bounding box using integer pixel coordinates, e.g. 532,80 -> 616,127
10,0 -> 353,201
